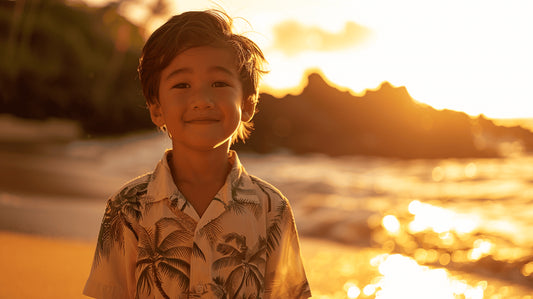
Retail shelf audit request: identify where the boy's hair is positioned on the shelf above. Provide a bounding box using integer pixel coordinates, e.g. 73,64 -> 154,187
138,10 -> 267,143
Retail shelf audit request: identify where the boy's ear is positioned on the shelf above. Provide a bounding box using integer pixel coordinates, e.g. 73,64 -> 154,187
148,102 -> 165,127
241,96 -> 256,122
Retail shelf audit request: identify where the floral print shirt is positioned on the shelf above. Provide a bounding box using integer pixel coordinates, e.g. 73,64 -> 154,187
84,150 -> 311,299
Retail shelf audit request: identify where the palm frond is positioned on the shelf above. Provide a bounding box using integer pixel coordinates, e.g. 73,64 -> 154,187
159,229 -> 193,251
226,199 -> 247,215
137,247 -> 152,260
212,256 -> 242,271
122,199 -> 142,221
94,201 -> 129,265
137,225 -> 155,251
225,266 -> 245,291
250,176 -> 276,213
192,242 -> 206,262
246,269 -> 264,297
198,217 -> 223,247
249,252 -> 266,270
208,277 -> 227,299
143,195 -> 161,214
229,197 -> 262,218
266,221 -> 281,257
216,243 -> 239,256
160,246 -> 192,260
163,257 -> 191,273
157,262 -> 189,289
223,232 -> 246,247
155,217 -> 181,230
136,264 -> 153,297
136,257 -> 154,268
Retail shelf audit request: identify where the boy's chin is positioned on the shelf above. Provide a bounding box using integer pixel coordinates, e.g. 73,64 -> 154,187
172,139 -> 232,152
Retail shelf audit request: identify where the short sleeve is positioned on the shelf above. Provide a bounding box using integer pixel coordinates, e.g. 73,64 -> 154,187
264,197 -> 311,299
83,196 -> 138,299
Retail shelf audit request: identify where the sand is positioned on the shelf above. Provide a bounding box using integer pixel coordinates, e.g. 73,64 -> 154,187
0,231 -> 369,299
0,232 -> 95,299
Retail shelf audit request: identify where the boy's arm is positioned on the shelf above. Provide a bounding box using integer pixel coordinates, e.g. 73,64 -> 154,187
264,195 -> 312,299
83,196 -> 138,299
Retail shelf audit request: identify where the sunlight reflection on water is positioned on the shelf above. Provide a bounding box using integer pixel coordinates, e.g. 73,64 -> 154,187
245,153 -> 533,298
370,254 -> 484,299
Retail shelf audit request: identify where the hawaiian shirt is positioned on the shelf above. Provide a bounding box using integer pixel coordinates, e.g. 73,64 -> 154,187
84,150 -> 311,299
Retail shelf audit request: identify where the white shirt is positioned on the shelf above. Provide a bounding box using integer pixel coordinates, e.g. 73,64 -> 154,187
84,150 -> 311,298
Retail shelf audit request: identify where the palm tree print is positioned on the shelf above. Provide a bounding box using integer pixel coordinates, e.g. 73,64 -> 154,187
198,177 -> 262,249
94,180 -> 149,265
208,276 -> 228,299
250,176 -> 289,257
135,217 -> 205,298
213,233 -> 266,298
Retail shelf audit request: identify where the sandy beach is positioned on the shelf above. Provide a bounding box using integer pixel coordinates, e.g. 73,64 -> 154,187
0,231 -> 368,299
0,231 -> 94,299
2,231 -> 532,299
1,118 -> 532,298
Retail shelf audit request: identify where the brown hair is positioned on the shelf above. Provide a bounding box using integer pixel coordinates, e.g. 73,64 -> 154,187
138,10 -> 267,143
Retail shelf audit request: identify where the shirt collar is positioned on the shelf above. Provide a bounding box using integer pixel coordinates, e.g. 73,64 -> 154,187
146,149 -> 259,209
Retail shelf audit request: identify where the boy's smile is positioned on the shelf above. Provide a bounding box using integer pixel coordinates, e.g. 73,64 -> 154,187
149,46 -> 254,152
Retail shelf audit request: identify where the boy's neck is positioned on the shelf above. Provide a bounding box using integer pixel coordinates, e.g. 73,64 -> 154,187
168,144 -> 232,186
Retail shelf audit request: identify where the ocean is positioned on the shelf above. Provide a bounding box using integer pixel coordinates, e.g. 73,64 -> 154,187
1,131 -> 532,298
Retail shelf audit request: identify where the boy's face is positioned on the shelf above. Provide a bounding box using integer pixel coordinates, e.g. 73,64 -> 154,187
149,46 -> 255,152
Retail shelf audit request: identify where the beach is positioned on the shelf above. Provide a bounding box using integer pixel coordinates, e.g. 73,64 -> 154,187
0,230 -> 375,299
1,118 -> 532,298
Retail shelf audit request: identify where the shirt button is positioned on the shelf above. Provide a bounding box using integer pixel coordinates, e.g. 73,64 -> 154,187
195,284 -> 206,293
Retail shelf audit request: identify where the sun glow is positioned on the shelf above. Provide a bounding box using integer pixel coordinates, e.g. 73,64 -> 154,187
83,0 -> 533,118
408,200 -> 479,234
369,254 -> 485,299
382,215 -> 401,235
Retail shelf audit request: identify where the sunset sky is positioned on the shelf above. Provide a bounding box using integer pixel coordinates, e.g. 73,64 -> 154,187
89,0 -> 533,119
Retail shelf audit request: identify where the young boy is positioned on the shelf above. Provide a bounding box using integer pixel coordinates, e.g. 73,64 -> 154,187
84,10 -> 311,299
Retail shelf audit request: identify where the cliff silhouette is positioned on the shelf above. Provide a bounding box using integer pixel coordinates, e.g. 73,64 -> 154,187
235,73 -> 533,158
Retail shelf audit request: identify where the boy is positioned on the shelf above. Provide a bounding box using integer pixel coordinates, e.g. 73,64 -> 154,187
84,10 -> 311,299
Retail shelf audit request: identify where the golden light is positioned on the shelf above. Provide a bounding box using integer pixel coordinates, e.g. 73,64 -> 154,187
521,262 -> 533,277
464,163 -> 477,178
369,253 -> 485,299
80,0 -> 533,119
407,200 -> 479,235
468,239 -> 493,261
382,215 -> 400,235
344,281 -> 361,299
363,284 -> 377,296
432,166 -> 445,182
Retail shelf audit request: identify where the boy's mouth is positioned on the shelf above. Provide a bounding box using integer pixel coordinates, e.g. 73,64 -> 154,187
184,116 -> 220,124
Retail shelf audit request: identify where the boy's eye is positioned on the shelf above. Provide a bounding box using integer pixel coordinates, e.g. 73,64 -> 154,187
172,83 -> 190,89
212,81 -> 229,88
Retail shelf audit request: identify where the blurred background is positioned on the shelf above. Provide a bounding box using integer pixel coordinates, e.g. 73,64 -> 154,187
1,0 -> 532,298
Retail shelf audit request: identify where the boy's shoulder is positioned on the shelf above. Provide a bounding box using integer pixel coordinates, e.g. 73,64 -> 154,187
109,172 -> 153,202
247,174 -> 289,205
248,174 -> 283,196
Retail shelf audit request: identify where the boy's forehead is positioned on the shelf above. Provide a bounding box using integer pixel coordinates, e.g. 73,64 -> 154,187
164,46 -> 240,76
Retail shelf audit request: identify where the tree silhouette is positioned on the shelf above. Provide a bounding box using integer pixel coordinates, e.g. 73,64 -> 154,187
213,233 -> 266,298
135,217 -> 205,298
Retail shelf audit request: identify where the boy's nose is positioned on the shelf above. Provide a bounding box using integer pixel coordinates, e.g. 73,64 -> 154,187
191,88 -> 214,109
